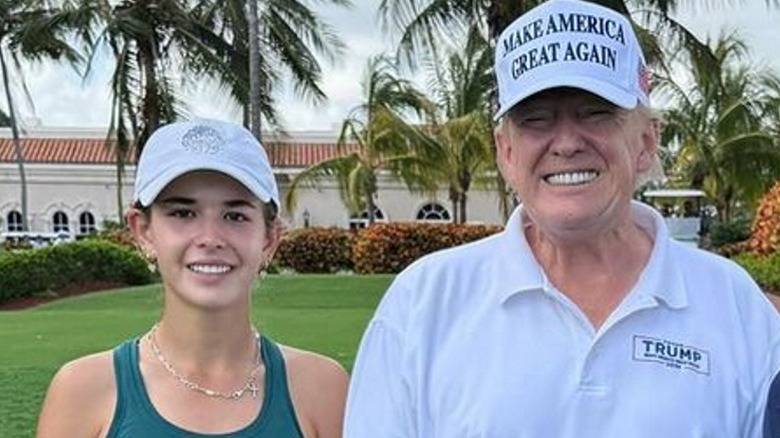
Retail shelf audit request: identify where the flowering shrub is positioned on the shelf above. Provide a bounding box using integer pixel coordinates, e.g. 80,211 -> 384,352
746,180 -> 780,255
275,227 -> 354,273
353,222 -> 502,274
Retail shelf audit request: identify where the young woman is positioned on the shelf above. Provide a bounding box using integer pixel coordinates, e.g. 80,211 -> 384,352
37,119 -> 348,438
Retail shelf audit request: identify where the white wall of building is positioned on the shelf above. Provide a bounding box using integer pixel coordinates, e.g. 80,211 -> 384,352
1,129 -> 509,235
0,163 -> 135,234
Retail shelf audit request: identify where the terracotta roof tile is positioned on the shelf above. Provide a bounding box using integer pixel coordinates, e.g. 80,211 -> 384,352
0,137 -> 358,168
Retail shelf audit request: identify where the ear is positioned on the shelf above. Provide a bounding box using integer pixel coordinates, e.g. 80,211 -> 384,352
261,220 -> 283,261
636,116 -> 659,173
126,208 -> 155,257
494,120 -> 514,179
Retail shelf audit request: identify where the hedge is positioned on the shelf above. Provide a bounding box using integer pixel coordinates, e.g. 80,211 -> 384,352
0,240 -> 154,303
275,227 -> 354,273
353,222 -> 502,274
733,252 -> 780,294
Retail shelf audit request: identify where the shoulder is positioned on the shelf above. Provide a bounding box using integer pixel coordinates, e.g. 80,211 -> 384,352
37,350 -> 117,438
280,345 -> 348,438
668,242 -> 780,340
669,241 -> 764,294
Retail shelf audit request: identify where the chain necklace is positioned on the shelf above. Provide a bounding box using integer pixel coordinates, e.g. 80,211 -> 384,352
146,324 -> 262,401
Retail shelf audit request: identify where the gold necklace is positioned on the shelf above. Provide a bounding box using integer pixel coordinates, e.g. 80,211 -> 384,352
146,324 -> 262,400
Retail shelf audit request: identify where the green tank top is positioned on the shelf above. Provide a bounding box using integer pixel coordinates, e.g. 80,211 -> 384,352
105,335 -> 305,437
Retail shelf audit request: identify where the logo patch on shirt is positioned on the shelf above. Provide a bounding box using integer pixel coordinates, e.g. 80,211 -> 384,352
632,335 -> 710,375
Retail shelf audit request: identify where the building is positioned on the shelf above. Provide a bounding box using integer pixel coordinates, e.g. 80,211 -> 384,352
0,126 -> 506,237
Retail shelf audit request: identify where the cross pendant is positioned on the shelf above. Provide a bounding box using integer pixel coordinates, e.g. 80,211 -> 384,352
248,382 -> 260,398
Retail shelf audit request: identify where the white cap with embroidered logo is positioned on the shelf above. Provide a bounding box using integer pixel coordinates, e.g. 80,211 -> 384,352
133,118 -> 279,207
494,0 -> 650,120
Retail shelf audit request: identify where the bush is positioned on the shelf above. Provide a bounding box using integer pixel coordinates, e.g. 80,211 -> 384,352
353,222 -> 502,274
709,217 -> 751,250
733,252 -> 780,294
746,181 -> 780,255
275,227 -> 354,273
82,225 -> 137,250
0,240 -> 154,304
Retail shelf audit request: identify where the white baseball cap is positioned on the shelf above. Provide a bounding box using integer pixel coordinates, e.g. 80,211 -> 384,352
494,0 -> 650,120
133,118 -> 279,207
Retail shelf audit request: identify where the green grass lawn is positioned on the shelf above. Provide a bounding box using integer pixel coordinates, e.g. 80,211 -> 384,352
0,274 -> 392,438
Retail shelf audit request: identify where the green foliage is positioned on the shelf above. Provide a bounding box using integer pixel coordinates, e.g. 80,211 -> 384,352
353,222 -> 502,274
659,34 -> 780,221
82,225 -> 137,250
284,55 -> 437,222
275,227 -> 355,273
709,217 -> 752,249
0,240 -> 153,303
733,252 -> 780,293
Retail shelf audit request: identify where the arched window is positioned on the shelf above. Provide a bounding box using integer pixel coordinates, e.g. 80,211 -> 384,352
53,211 -> 70,233
349,207 -> 385,230
79,212 -> 96,235
416,203 -> 451,222
6,210 -> 23,232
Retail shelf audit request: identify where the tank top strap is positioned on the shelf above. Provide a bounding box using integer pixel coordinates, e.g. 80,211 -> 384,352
258,334 -> 306,437
105,338 -> 150,438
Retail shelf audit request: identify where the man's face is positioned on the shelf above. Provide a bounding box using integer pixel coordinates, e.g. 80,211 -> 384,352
494,88 -> 657,236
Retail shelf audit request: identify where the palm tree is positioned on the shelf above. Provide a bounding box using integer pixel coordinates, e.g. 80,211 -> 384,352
759,72 -> 780,153
379,0 -> 778,57
1,0 -> 79,231
191,0 -> 348,135
59,0 -> 347,221
62,0 -> 213,157
284,55 -> 437,224
415,27 -> 495,223
56,0 -> 204,223
659,32 -> 780,221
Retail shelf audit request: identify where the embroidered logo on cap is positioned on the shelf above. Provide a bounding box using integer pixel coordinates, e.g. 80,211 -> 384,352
181,125 -> 223,155
498,11 -> 628,78
632,335 -> 710,375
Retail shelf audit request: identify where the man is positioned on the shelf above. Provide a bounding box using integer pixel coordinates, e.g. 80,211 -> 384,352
344,0 -> 780,436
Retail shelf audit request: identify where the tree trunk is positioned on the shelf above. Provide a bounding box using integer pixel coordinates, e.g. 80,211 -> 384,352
449,185 -> 459,223
1,49 -> 28,231
459,191 -> 468,224
248,0 -> 262,139
459,168 -> 471,223
366,190 -> 376,225
115,156 -> 124,226
137,42 -> 160,159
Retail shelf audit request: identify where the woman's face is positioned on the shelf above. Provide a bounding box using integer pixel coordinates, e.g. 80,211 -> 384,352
129,170 -> 279,311
495,88 -> 657,238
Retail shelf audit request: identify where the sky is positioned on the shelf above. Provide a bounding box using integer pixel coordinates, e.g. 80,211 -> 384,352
5,0 -> 780,133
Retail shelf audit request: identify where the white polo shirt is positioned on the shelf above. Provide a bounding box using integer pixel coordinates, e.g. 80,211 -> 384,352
345,201 -> 780,438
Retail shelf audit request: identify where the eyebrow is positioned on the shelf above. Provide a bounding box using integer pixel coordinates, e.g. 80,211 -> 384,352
157,197 -> 258,209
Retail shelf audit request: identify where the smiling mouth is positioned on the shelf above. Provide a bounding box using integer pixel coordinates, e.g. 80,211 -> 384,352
188,264 -> 233,275
544,170 -> 600,186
